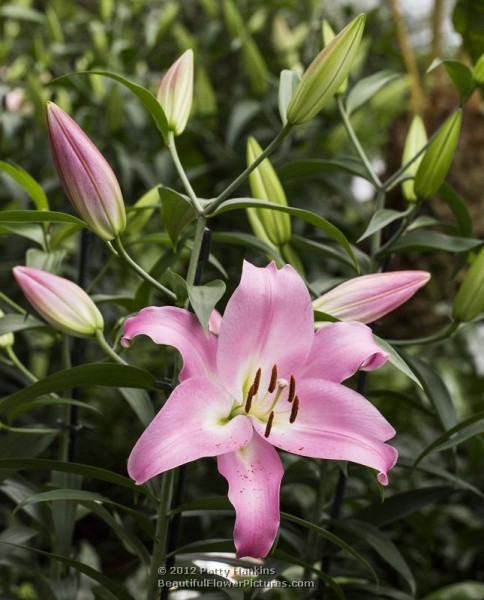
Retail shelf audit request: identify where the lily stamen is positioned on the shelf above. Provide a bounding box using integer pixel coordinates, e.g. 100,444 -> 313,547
264,411 -> 275,438
252,368 -> 262,394
245,385 -> 255,413
268,365 -> 278,393
287,375 -> 296,403
289,396 -> 299,423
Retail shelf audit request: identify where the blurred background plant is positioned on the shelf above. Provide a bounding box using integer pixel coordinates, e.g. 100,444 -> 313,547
1,0 -> 483,598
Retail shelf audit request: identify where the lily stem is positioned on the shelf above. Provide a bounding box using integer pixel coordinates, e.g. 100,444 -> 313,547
0,291 -> 27,315
95,330 -> 128,365
113,237 -> 177,301
6,345 -> 37,383
147,469 -> 175,600
205,123 -> 293,215
387,320 -> 460,346
337,96 -> 382,189
167,131 -> 204,214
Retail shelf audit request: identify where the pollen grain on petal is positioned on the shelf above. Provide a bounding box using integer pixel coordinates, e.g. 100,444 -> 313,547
268,365 -> 278,393
264,411 -> 275,438
289,396 -> 299,423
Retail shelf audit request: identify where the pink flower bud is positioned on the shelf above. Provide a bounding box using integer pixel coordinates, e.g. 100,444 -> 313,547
13,266 -> 104,338
157,49 -> 194,136
313,271 -> 430,324
46,102 -> 126,241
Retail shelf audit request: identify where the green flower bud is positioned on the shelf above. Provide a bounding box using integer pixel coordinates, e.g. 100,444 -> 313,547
247,137 -> 291,246
0,309 -> 14,350
452,246 -> 484,322
286,14 -> 365,125
322,20 -> 347,94
414,109 -> 462,199
401,115 -> 428,202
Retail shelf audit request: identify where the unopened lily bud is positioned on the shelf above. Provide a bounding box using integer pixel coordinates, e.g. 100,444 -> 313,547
0,309 -> 14,349
157,49 -> 194,135
13,266 -> 104,338
401,115 -> 427,202
247,137 -> 291,246
286,14 -> 365,125
322,20 -> 347,94
452,246 -> 484,322
414,109 -> 462,199
47,102 -> 126,241
313,271 -> 430,325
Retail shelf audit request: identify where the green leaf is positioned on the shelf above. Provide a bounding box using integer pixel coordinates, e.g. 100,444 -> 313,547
414,410 -> 484,466
403,355 -> 457,430
0,364 -> 157,416
0,5 -> 45,23
54,70 -> 169,143
380,230 -> 481,255
26,248 -> 66,272
281,512 -> 378,583
440,183 -> 473,237
119,387 -> 155,427
0,314 -> 48,336
0,542 -> 135,600
422,581 -> 484,600
428,58 -> 475,102
356,486 -> 454,527
0,458 -> 150,496
0,527 -> 38,559
279,156 -> 370,181
212,231 -> 284,264
357,207 -> 411,242
159,186 -> 196,248
0,432 -> 56,459
0,162 -> 49,210
336,519 -> 416,594
346,70 -> 399,114
212,198 -> 359,271
0,209 -> 85,226
187,280 -> 226,333
373,336 -> 423,389
125,186 -> 161,236
453,0 -> 484,62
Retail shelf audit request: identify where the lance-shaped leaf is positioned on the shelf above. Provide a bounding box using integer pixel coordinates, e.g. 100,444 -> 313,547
452,245 -> 484,321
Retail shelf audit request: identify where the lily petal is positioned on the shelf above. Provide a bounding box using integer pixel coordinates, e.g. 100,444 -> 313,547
128,377 -> 253,484
217,262 -> 314,397
252,378 -> 397,485
300,321 -> 388,383
121,306 -> 218,381
217,433 -> 284,558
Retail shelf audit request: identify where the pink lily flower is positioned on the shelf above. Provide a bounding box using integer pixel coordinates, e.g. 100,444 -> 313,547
313,271 -> 431,324
122,262 -> 397,559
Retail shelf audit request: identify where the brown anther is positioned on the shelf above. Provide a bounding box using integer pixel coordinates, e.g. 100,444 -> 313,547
287,375 -> 296,403
289,396 -> 299,423
268,365 -> 278,393
264,411 -> 275,438
252,368 -> 262,394
244,385 -> 255,413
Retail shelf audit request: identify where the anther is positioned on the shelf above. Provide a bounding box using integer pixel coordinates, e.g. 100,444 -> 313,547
268,365 -> 278,393
244,385 -> 255,413
289,396 -> 299,423
287,375 -> 296,403
252,368 -> 262,394
264,411 -> 275,438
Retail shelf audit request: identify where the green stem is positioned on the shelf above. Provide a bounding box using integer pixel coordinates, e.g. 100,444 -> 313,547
337,96 -> 382,189
370,190 -> 386,266
6,346 -> 38,382
167,131 -> 203,214
113,237 -> 176,301
0,291 -> 27,315
147,469 -> 175,600
387,321 -> 460,346
205,123 -> 293,215
95,330 -> 128,365
186,216 -> 207,287
0,421 -> 60,434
